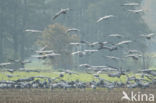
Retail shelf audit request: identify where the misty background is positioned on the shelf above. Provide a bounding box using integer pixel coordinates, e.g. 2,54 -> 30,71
142,0 -> 156,51
0,0 -> 155,70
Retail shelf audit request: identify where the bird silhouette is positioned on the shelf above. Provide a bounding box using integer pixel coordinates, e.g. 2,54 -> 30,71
25,29 -> 42,33
96,15 -> 114,23
140,33 -> 155,40
66,28 -> 80,33
53,8 -> 71,20
108,34 -> 123,38
128,9 -> 144,14
122,2 -> 139,6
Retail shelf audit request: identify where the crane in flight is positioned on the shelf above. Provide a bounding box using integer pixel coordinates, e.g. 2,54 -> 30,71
128,9 -> 144,14
53,8 -> 71,20
66,28 -> 80,33
122,2 -> 139,6
140,33 -> 155,40
25,29 -> 42,33
96,15 -> 114,23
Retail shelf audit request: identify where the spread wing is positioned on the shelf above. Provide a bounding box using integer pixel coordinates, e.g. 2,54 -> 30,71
53,11 -> 62,20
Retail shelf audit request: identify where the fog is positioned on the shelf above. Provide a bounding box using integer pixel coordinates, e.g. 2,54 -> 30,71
142,0 -> 156,51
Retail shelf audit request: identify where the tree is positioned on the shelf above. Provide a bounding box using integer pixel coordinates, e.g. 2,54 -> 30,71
0,0 -> 4,62
0,0 -> 152,71
0,0 -> 51,64
39,23 -> 78,69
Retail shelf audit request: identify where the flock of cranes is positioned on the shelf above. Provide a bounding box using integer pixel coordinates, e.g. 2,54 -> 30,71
0,1 -> 156,90
0,68 -> 155,89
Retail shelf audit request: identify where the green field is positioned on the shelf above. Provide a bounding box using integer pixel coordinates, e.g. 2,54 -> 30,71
0,55 -> 156,82
0,62 -> 146,82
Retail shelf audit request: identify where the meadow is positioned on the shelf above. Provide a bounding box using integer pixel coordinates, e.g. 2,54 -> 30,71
0,57 -> 155,103
0,60 -> 140,83
0,59 -> 155,83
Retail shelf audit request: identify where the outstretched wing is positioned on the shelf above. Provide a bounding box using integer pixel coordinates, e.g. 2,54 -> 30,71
148,33 -> 155,37
53,11 -> 62,20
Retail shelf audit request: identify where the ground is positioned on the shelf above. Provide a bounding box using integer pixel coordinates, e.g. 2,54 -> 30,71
0,88 -> 155,103
0,55 -> 156,103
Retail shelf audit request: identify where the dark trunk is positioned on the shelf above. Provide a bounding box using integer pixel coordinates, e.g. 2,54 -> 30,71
20,0 -> 28,61
0,32 -> 3,62
0,2 -> 4,62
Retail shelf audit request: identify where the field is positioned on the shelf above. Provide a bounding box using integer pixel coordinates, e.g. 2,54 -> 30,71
0,88 -> 155,103
0,60 -> 152,82
0,60 -> 121,82
0,58 -> 156,103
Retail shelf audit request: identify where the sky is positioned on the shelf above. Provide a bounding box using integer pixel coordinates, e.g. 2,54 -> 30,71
142,0 -> 156,32
142,0 -> 156,51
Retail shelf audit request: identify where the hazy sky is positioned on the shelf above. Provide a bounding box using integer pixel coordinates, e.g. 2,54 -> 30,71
142,0 -> 156,32
142,0 -> 156,51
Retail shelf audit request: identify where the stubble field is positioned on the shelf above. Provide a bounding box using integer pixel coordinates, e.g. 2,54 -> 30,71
0,88 -> 155,103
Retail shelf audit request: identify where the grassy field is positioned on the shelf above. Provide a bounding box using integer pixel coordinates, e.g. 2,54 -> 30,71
0,57 -> 156,103
0,59 -> 155,82
0,88 -> 155,103
0,70 -> 128,82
